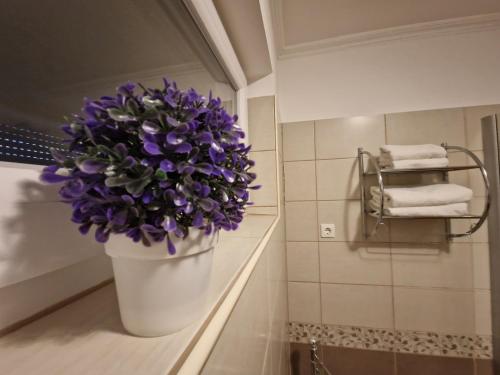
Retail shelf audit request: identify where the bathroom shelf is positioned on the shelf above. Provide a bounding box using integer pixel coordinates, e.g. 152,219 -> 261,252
364,165 -> 480,175
366,212 -> 482,220
358,143 -> 490,240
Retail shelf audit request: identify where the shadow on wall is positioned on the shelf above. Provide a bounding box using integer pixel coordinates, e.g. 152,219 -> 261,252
0,173 -> 103,288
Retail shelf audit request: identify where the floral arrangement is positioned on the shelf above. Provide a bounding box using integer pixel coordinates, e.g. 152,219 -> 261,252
41,79 -> 258,254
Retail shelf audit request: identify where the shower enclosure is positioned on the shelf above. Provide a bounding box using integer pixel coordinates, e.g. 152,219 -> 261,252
482,114 -> 500,374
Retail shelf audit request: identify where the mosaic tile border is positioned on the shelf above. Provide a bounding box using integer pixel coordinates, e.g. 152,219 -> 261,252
288,322 -> 492,359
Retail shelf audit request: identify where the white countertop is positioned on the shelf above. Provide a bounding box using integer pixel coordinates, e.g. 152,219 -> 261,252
0,214 -> 277,375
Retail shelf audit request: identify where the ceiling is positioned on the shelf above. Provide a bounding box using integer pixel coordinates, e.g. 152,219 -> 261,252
214,0 -> 273,83
0,0 -> 232,131
274,0 -> 500,53
0,0 -> 198,93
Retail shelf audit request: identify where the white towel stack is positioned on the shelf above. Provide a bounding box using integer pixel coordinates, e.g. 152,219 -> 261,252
379,144 -> 448,169
369,184 -> 473,217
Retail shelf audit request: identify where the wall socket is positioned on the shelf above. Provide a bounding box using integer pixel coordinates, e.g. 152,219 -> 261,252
320,224 -> 336,238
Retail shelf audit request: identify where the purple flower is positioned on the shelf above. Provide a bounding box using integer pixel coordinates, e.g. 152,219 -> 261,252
77,159 -> 108,174
144,142 -> 163,155
195,163 -> 213,175
39,77 -> 258,255
162,216 -> 177,232
121,194 -> 135,205
142,121 -> 161,134
166,235 -> 176,255
40,169 -> 72,183
166,131 -> 184,145
194,131 -> 213,144
175,143 -> 192,154
159,160 -> 176,172
95,226 -> 110,243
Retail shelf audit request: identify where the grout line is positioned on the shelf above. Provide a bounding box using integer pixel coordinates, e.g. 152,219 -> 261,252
250,148 -> 277,152
285,156 -> 358,162
286,279 -> 487,293
385,104 -> 398,362
285,240 -> 481,247
286,198 -> 360,202
462,108 -> 470,151
313,120 -> 325,327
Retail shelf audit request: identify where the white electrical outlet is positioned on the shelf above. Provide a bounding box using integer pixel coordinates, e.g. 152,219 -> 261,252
320,224 -> 336,238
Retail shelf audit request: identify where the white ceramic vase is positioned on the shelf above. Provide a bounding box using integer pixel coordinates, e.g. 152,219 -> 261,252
105,229 -> 217,337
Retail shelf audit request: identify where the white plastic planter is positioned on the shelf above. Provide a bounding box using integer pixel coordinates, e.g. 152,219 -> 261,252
105,230 -> 217,337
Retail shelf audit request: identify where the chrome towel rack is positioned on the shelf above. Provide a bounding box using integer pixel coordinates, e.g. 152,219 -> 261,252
357,143 -> 490,240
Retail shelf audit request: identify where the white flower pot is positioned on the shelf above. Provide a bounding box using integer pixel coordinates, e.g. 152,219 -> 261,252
105,230 -> 217,337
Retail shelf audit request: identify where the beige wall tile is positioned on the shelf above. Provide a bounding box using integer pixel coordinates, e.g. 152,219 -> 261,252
246,206 -> 278,215
203,246 -> 270,373
450,219 -> 473,244
321,284 -> 393,328
447,151 -> 470,188
250,151 -> 277,207
277,122 -> 284,160
284,161 -> 316,201
470,198 -> 489,243
474,289 -> 492,335
317,200 -> 359,242
316,158 -> 359,200
315,115 -> 385,159
386,171 -> 443,186
472,243 -> 491,290
283,121 -> 315,161
288,282 -> 321,323
319,242 -> 391,285
317,200 -> 388,243
287,242 -> 319,282
464,104 -> 500,151
467,150 -> 487,197
394,287 -> 475,334
248,96 -> 276,152
390,219 -> 447,243
386,108 -> 466,146
283,106 -> 494,338
285,201 -> 318,241
391,243 -> 473,289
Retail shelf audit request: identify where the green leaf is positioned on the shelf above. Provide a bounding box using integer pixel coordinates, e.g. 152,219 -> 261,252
107,108 -> 136,122
142,96 -> 163,108
62,159 -> 76,169
125,177 -> 152,196
105,174 -> 134,187
126,98 -> 139,115
70,122 -> 83,132
83,124 -> 96,145
154,169 -> 167,181
141,167 -> 154,179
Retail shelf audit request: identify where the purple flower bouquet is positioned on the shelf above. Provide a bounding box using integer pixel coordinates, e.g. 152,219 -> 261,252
41,79 -> 259,254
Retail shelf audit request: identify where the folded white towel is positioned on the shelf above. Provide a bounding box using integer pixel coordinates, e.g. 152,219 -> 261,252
379,158 -> 449,169
368,200 -> 469,217
380,144 -> 447,161
370,184 -> 473,208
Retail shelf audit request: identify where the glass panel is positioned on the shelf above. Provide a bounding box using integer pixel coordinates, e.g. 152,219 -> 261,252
0,0 -> 236,165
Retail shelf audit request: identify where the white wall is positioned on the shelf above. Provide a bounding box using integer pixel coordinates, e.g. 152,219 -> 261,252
277,28 -> 500,123
0,162 -> 113,330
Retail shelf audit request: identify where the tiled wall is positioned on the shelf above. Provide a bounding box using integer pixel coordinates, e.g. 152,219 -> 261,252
247,96 -> 278,214
202,96 -> 290,375
202,217 -> 289,375
283,105 -> 500,366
